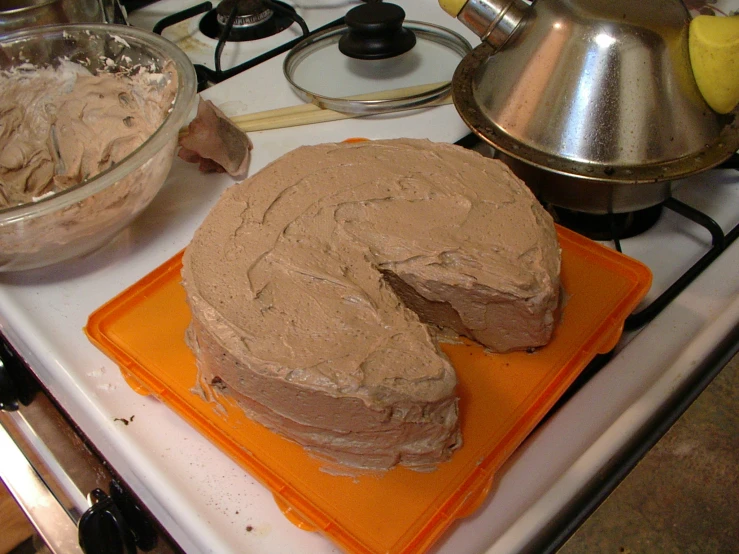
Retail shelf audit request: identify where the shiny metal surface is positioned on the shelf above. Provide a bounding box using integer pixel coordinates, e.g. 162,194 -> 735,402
0,422 -> 83,554
497,152 -> 672,213
457,0 -> 529,49
1,392 -> 110,523
451,0 -> 739,212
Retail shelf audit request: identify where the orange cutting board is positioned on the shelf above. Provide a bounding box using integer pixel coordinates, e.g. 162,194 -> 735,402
85,225 -> 651,554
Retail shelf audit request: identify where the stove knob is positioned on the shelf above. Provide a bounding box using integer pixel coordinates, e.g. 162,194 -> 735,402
339,2 -> 416,60
0,338 -> 36,411
109,479 -> 158,551
79,488 -> 137,554
0,364 -> 19,411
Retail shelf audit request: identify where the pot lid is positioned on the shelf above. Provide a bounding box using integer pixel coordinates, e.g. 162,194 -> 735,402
283,2 -> 471,115
451,0 -> 739,184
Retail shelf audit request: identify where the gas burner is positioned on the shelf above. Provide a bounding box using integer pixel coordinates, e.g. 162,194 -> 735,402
200,0 -> 298,41
217,0 -> 273,28
546,204 -> 664,242
149,0 -> 317,90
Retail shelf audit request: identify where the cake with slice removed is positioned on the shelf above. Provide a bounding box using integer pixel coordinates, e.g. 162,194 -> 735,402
181,139 -> 561,470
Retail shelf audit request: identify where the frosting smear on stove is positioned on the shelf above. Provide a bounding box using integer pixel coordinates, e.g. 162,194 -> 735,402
182,139 -> 561,470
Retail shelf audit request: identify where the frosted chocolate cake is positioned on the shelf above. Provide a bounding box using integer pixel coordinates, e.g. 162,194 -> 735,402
181,139 -> 561,470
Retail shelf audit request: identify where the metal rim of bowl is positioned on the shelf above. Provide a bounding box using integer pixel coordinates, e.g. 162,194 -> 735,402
0,23 -> 197,224
453,43 -> 739,186
283,21 -> 472,116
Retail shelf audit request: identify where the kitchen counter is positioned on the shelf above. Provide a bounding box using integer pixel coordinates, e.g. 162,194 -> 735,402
557,350 -> 739,553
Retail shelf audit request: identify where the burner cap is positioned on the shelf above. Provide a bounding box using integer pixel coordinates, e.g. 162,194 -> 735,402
217,0 -> 273,29
201,0 -> 295,42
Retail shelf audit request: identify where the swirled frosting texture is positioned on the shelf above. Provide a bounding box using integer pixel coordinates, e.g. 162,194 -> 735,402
0,61 -> 174,207
182,139 -> 561,470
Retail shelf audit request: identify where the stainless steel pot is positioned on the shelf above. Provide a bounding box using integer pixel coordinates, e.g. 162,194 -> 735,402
441,0 -> 739,213
0,0 -> 108,33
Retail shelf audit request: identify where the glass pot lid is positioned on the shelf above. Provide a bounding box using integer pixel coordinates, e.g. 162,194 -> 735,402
283,2 -> 471,115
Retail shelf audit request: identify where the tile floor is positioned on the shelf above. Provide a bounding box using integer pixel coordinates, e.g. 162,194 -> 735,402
558,352 -> 739,554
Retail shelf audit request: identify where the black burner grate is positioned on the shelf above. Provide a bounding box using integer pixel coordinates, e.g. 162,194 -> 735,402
149,0 -> 342,91
199,0 -> 299,41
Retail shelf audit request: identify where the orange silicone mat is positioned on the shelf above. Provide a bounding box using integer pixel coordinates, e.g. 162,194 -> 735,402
85,225 -> 651,554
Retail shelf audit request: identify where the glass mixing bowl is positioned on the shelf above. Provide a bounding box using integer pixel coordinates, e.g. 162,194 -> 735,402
0,24 -> 197,271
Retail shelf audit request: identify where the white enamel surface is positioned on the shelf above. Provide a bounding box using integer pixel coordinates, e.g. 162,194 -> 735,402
2,1 -> 739,553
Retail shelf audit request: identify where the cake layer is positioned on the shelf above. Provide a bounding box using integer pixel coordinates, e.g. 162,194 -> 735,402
188,311 -> 461,470
182,139 -> 561,470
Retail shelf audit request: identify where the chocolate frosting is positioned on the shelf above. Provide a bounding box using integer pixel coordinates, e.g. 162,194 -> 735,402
182,139 -> 561,469
0,62 -> 174,207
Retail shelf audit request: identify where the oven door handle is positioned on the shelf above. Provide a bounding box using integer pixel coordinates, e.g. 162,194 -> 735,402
1,426 -> 136,554
0,424 -> 84,554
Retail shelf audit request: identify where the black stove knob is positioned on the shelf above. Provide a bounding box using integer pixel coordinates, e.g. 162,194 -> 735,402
0,337 -> 36,411
79,488 -> 137,554
339,2 -> 416,60
0,357 -> 20,411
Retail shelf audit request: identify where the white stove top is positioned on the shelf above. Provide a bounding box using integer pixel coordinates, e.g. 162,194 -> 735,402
127,0 -> 358,72
1,1 -> 738,553
129,0 -> 445,79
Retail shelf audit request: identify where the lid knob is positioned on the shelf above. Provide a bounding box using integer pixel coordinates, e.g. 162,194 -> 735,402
338,2 -> 417,60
